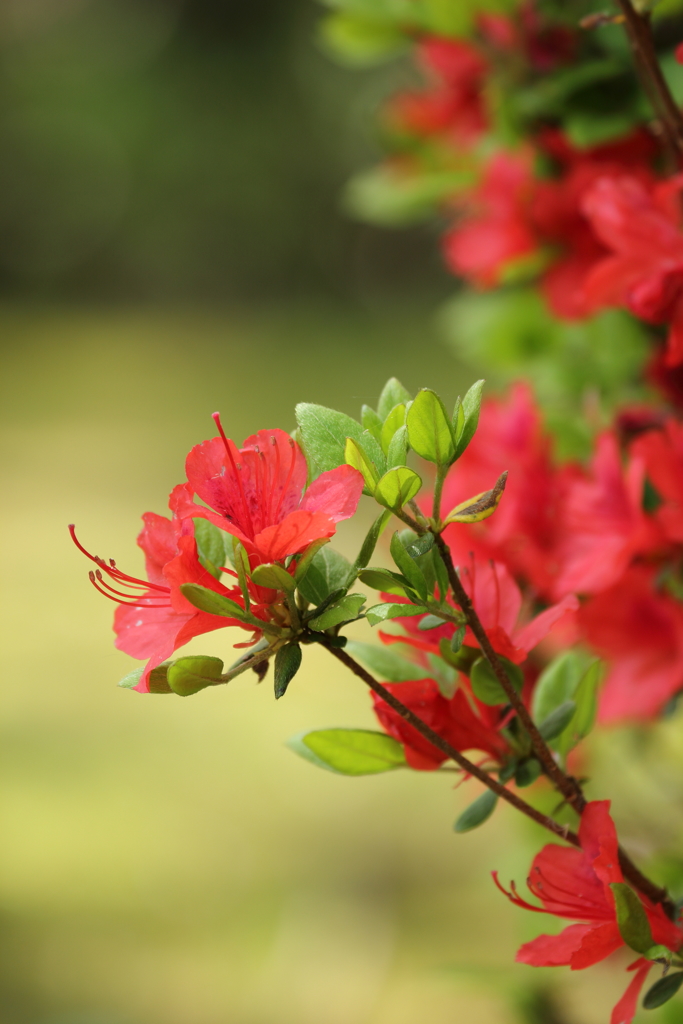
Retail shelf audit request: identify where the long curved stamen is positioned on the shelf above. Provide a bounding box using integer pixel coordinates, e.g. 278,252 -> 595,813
94,571 -> 169,604
270,434 -> 281,524
273,435 -> 297,522
71,525 -> 172,606
212,412 -> 256,538
528,865 -> 607,916
89,572 -> 170,607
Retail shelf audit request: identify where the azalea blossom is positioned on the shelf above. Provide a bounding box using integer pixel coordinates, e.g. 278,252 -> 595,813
372,677 -> 510,770
174,417 -> 363,566
495,801 -> 683,1024
631,416 -> 683,544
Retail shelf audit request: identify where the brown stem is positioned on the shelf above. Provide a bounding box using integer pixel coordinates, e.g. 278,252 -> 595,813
614,0 -> 683,161
327,643 -> 581,843
327,643 -> 676,916
433,533 -> 587,814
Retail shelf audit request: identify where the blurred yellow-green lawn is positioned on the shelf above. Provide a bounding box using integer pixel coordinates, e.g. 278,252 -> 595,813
3,2 -> 683,1022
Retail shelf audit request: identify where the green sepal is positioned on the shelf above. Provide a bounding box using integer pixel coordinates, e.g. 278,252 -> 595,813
443,472 -> 507,524
374,466 -> 422,510
345,436 -> 379,494
642,971 -> 683,1010
453,379 -> 484,460
390,531 -> 429,602
361,404 -> 383,443
297,546 -> 353,605
274,643 -> 303,699
470,655 -> 524,706
232,539 -> 251,609
377,377 -> 412,420
454,789 -> 498,833
406,388 -> 456,466
308,593 -> 366,630
180,583 -> 251,621
358,566 -> 412,597
167,655 -> 224,697
386,424 -> 408,468
611,883 -> 655,955
193,518 -> 231,579
366,602 -> 427,626
287,728 -> 406,775
251,562 -> 296,592
538,701 -> 577,741
118,662 -> 173,694
380,403 -> 407,454
514,759 -> 542,788
351,509 -> 392,575
345,639 -> 424,681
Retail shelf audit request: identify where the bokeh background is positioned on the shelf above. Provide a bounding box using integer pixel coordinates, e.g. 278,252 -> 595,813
4,2 -> 683,1023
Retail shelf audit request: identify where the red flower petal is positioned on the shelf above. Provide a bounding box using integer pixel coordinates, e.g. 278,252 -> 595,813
516,923 -> 592,966
610,960 -> 652,1024
253,509 -> 337,563
300,464 -> 364,523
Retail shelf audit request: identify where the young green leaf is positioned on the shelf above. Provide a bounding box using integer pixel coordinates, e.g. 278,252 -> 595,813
308,593 -> 366,630
380,402 -> 407,454
167,655 -> 224,697
193,518 -> 231,579
180,583 -> 251,621
361,404 -> 383,442
287,728 -> 406,775
406,388 -> 456,465
538,700 -> 577,741
443,472 -> 507,524
611,883 -> 655,955
403,532 -> 434,558
374,466 -> 422,510
452,396 -> 464,441
345,639 -> 424,681
418,614 -> 447,631
366,602 -> 427,626
386,424 -> 408,468
351,509 -> 392,574
454,789 -> 498,833
642,971 -> 683,1010
390,531 -> 429,602
453,379 -> 484,459
251,562 -> 296,592
297,546 -> 353,605
345,436 -> 380,494
295,403 -> 365,478
274,644 -> 303,699
470,656 -> 524,706
532,650 -> 585,724
232,540 -> 251,609
358,566 -> 412,596
377,377 -> 412,420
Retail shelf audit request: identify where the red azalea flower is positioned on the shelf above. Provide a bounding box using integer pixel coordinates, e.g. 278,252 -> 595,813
371,677 -> 510,770
581,175 -> 683,365
70,504 -> 269,694
580,566 -> 683,722
632,417 -> 683,543
438,384 -> 566,597
495,801 -> 682,1024
380,556 -> 577,666
175,417 -> 363,566
442,150 -> 538,287
552,432 -> 662,600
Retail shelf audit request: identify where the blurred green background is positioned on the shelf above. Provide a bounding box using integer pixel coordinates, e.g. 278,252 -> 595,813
3,3 -> 683,1023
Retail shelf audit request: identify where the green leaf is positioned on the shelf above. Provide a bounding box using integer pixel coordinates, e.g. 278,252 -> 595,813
361,404 -> 383,442
193,519 -> 230,579
380,403 -> 406,454
351,509 -> 392,574
118,663 -> 173,694
453,379 -> 484,460
426,652 -> 458,699
555,660 -> 601,757
439,639 -> 479,673
443,472 -> 507,524
274,644 -> 302,699
308,593 -> 366,630
418,614 -> 446,631
232,540 -> 251,609
345,639 -> 424,681
345,436 -> 379,493
403,531 -> 434,558
374,466 -> 422,510
611,883 -> 655,955
406,388 -> 455,466
470,656 -> 524,706
532,650 -> 585,724
295,402 -> 371,478
287,728 -> 406,775
358,566 -> 412,596
179,583 -> 250,621
319,11 -> 408,66
386,423 -> 408,468
642,971 -> 683,1010
294,537 -> 330,584
344,164 -> 473,227
366,602 -> 427,626
514,759 -> 541,788
390,531 -> 429,602
454,789 -> 498,833
251,562 -> 296,592
377,377 -> 412,420
451,625 -> 466,652
538,701 -> 577,742
167,655 -> 224,697
452,396 -> 464,442
297,546 -> 353,605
